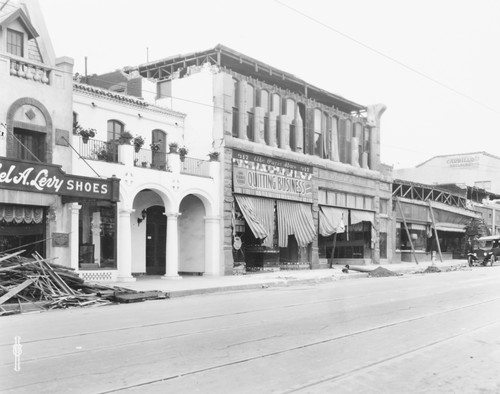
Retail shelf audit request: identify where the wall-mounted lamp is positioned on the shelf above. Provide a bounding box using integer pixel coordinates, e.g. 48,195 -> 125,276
137,209 -> 147,226
91,102 -> 96,107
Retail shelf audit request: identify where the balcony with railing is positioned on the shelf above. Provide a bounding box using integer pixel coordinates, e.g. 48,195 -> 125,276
77,137 -> 214,178
9,57 -> 51,84
180,156 -> 211,177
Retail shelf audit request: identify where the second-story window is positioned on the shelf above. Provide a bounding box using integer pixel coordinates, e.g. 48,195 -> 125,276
232,78 -> 239,137
314,109 -> 322,157
7,29 -> 23,57
13,128 -> 45,162
246,84 -> 255,140
107,120 -> 124,141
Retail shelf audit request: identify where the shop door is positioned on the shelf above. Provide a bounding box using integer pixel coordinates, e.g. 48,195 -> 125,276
145,206 -> 166,275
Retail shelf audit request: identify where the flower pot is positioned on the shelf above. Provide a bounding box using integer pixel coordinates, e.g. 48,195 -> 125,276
134,146 -> 141,153
82,137 -> 89,144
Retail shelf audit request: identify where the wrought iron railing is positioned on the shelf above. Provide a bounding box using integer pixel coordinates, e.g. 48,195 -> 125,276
79,139 -> 118,163
180,156 -> 210,177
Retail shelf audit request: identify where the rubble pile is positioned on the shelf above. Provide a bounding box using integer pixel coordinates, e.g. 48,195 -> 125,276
0,251 -> 165,316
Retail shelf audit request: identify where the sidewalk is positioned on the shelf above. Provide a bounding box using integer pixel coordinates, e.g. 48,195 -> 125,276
107,259 -> 469,298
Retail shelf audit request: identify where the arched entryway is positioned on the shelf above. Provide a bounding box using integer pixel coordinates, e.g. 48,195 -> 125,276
178,195 -> 206,274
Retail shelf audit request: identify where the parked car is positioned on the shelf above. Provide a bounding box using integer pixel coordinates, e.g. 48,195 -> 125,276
467,235 -> 500,266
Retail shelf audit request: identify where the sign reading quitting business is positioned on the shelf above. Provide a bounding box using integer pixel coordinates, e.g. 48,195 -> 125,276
232,150 -> 313,202
0,158 -> 120,201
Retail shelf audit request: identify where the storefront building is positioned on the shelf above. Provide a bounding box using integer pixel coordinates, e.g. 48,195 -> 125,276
132,45 -> 393,273
392,180 -> 481,262
0,1 -> 75,264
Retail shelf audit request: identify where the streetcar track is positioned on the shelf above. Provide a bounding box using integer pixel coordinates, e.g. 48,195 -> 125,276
91,296 -> 500,393
282,318 -> 500,393
2,273 -> 498,348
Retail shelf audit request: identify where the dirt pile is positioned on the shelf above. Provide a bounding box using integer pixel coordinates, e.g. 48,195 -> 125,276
368,267 -> 399,277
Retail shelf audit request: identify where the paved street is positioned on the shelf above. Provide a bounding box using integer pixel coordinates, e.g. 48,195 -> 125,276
2,266 -> 500,393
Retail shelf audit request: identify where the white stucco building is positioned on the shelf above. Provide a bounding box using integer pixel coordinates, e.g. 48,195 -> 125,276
71,78 -> 222,281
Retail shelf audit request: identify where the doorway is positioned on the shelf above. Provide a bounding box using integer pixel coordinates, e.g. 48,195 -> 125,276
145,205 -> 166,275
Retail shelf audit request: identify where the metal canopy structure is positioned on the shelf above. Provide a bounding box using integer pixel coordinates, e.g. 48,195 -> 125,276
392,179 -> 467,209
131,44 -> 366,114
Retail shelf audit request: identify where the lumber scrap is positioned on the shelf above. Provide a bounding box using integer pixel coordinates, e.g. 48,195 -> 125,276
0,278 -> 36,305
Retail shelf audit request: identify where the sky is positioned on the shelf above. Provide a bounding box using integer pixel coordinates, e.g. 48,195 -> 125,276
38,0 -> 500,168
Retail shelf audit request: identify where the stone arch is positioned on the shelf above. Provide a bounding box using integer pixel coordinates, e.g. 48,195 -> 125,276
6,97 -> 53,162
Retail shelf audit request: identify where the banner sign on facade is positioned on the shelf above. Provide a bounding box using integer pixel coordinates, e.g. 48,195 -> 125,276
232,150 -> 313,202
0,158 -> 120,201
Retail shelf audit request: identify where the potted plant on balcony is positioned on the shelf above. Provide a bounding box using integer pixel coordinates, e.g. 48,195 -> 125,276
178,146 -> 189,162
208,151 -> 220,162
150,142 -> 161,152
118,130 -> 134,145
133,136 -> 145,153
77,126 -> 96,144
168,142 -> 179,153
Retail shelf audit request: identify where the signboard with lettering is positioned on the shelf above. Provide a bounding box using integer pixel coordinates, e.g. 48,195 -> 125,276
446,155 -> 480,168
0,158 -> 120,201
232,150 -> 313,202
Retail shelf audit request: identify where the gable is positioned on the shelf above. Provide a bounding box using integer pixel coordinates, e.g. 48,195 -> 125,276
0,8 -> 39,40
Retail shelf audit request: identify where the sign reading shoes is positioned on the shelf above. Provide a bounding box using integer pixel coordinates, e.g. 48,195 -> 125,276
0,158 -> 120,201
232,150 -> 313,202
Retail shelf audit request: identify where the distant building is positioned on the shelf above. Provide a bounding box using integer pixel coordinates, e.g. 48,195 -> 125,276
395,152 -> 500,194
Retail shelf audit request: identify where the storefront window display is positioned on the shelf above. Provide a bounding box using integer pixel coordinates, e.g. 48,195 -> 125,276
78,201 -> 117,269
396,222 -> 427,251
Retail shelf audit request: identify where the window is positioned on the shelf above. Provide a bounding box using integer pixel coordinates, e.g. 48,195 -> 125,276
258,90 -> 269,110
271,93 -> 280,113
78,201 -> 117,269
151,129 -> 167,170
313,109 -> 322,157
245,84 -> 255,140
13,128 -> 45,162
107,120 -> 124,162
380,199 -> 389,215
232,78 -> 239,137
107,120 -> 124,141
156,81 -> 171,99
475,181 -> 491,191
396,222 -> 427,251
7,29 -> 23,57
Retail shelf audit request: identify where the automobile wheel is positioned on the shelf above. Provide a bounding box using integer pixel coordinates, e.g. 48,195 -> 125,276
468,256 -> 474,267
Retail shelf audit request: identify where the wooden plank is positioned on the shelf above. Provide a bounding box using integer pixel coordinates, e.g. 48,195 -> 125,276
0,250 -> 25,263
0,278 -> 36,305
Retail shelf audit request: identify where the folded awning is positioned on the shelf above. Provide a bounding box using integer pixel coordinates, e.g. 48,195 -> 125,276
319,206 -> 347,237
234,195 -> 274,246
435,223 -> 466,233
277,200 -> 316,248
350,210 -> 374,225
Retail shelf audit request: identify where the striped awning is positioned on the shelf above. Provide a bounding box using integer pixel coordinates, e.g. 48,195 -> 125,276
277,200 -> 316,248
319,206 -> 347,237
234,195 -> 274,245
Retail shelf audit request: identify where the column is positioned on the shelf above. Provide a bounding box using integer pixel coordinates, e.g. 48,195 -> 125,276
70,203 -> 81,271
204,216 -> 221,276
366,104 -> 387,170
163,213 -> 181,279
237,80 -> 248,140
117,208 -> 136,282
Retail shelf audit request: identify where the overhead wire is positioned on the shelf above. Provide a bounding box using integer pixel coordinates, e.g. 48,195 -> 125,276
273,0 -> 500,116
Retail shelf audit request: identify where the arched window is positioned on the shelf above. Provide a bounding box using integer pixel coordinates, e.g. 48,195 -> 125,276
314,109 -> 322,157
151,129 -> 167,170
107,120 -> 124,142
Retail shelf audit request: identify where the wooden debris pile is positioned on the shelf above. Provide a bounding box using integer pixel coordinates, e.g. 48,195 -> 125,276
0,251 -> 166,316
